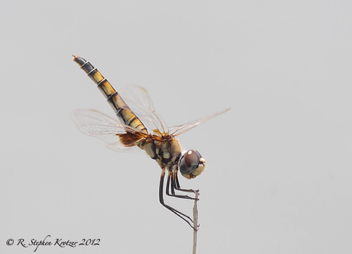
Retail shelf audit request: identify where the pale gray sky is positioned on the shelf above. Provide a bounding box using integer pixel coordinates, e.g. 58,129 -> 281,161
1,1 -> 352,253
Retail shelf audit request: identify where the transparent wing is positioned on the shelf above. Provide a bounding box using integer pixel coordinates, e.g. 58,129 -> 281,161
71,109 -> 142,152
168,108 -> 231,136
119,85 -> 168,134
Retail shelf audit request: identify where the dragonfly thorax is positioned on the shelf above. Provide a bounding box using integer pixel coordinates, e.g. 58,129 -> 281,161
138,136 -> 206,179
138,135 -> 182,169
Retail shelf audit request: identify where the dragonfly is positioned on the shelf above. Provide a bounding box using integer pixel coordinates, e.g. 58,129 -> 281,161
72,55 -> 230,229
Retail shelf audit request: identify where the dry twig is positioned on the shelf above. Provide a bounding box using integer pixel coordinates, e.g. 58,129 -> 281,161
192,190 -> 200,254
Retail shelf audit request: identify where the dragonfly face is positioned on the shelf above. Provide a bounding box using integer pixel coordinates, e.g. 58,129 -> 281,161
179,150 -> 206,179
72,55 -> 229,229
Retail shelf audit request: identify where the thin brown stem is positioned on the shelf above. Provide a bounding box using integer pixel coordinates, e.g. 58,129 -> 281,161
192,190 -> 199,254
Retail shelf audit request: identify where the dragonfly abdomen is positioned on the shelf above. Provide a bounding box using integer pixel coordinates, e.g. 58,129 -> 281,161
73,55 -> 147,134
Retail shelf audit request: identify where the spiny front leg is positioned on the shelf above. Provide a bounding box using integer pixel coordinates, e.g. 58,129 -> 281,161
159,168 -> 197,230
165,170 -> 199,200
174,170 -> 199,194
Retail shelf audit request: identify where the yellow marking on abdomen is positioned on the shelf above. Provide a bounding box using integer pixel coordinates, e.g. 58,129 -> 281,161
73,55 -> 148,134
98,80 -> 116,98
91,71 -> 104,84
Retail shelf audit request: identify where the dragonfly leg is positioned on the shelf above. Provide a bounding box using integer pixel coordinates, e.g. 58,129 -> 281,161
165,172 -> 173,196
174,171 -> 199,194
166,170 -> 198,200
159,169 -> 197,230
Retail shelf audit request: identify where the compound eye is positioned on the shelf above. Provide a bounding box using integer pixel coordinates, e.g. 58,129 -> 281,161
184,150 -> 200,167
179,150 -> 205,179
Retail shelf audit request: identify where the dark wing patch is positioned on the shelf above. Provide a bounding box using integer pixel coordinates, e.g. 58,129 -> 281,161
117,132 -> 147,147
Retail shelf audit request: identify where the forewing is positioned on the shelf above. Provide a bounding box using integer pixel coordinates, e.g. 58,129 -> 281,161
71,109 -> 141,152
169,108 -> 231,136
119,85 -> 168,134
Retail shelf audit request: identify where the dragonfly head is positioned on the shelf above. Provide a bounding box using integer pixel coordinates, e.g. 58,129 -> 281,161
178,150 -> 206,179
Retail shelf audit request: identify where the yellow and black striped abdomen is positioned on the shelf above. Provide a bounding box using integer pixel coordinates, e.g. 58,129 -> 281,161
73,55 -> 148,134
